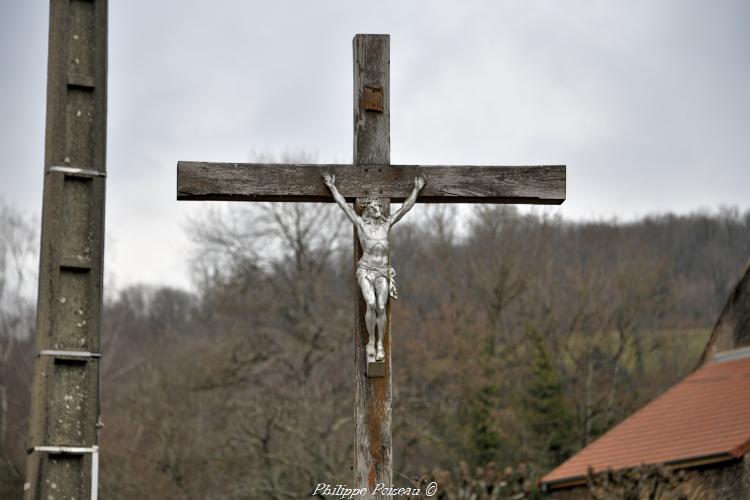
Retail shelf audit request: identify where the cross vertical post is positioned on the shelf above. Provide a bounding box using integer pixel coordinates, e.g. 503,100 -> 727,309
24,1 -> 108,498
352,35 -> 392,497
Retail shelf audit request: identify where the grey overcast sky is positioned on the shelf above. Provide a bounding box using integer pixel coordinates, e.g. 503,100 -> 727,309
1,1 -> 749,291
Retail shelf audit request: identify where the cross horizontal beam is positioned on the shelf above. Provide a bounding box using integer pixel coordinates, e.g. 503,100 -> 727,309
177,162 -> 566,204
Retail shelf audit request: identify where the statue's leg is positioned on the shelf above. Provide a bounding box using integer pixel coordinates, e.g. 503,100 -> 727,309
374,276 -> 389,361
358,274 -> 377,361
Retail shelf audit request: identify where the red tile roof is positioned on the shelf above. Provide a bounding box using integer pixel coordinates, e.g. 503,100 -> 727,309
542,355 -> 750,488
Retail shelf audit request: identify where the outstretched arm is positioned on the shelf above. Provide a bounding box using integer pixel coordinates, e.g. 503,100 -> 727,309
323,173 -> 359,225
390,176 -> 425,225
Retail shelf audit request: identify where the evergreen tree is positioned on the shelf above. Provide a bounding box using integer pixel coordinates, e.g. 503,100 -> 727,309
525,332 -> 574,467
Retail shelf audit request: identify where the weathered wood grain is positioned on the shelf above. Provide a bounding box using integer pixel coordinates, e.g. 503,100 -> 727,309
177,162 -> 566,204
353,34 -> 392,499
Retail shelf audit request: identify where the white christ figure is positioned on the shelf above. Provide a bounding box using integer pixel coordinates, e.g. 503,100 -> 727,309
323,173 -> 425,362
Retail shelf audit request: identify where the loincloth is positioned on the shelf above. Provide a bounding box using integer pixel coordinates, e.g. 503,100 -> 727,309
356,263 -> 398,300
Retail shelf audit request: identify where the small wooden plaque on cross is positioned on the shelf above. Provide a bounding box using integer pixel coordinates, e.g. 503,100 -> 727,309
177,34 -> 565,499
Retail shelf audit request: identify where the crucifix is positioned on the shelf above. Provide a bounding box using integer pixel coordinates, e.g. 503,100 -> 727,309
177,34 -> 565,498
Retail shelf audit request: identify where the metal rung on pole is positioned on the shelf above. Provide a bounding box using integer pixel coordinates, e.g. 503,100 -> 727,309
47,166 -> 107,177
37,349 -> 102,359
27,446 -> 99,500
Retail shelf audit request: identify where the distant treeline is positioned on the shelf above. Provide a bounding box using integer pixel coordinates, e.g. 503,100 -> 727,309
1,203 -> 748,498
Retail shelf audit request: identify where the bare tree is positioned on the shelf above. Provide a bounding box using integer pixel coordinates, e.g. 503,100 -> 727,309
0,201 -> 36,497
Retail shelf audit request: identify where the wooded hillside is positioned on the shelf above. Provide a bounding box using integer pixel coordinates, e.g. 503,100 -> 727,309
1,203 -> 749,498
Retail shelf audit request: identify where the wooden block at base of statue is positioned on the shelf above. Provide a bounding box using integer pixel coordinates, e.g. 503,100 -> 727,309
367,361 -> 385,378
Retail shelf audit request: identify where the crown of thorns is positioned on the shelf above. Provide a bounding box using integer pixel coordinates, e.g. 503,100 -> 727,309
360,197 -> 383,209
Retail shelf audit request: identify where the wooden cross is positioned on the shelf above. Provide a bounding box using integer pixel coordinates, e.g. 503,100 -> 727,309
177,34 -> 565,499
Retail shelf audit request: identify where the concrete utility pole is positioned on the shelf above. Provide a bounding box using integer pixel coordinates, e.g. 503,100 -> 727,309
24,0 -> 108,498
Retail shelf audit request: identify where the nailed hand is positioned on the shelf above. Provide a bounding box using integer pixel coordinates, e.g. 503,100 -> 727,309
323,172 -> 336,187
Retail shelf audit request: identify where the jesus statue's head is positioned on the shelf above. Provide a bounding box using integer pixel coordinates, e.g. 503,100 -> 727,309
361,198 -> 387,223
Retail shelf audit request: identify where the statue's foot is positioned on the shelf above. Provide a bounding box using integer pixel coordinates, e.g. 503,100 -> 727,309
366,345 -> 376,361
376,346 -> 384,362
